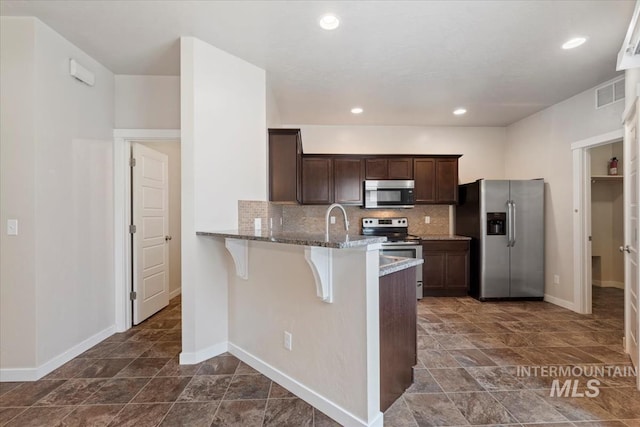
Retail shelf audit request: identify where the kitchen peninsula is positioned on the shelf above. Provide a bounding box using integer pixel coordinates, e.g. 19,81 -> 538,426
196,229 -> 422,427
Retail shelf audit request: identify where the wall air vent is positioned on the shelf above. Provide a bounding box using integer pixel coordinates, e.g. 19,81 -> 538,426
596,78 -> 625,109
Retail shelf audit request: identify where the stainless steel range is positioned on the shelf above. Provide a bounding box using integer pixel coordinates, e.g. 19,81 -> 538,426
362,217 -> 423,299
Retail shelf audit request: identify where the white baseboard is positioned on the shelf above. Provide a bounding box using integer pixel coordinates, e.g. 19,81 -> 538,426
179,341 -> 228,365
228,343 -> 383,427
544,294 -> 576,311
593,280 -> 624,289
169,287 -> 182,299
0,325 -> 115,382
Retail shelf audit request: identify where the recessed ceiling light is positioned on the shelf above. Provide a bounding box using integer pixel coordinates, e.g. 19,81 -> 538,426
351,107 -> 363,114
319,14 -> 340,30
453,108 -> 467,116
562,37 -> 587,50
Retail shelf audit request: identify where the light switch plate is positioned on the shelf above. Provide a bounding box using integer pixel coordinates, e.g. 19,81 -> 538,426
7,219 -> 18,235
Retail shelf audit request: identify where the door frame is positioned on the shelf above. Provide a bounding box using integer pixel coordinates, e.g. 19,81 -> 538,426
571,129 -> 624,315
113,129 -> 181,332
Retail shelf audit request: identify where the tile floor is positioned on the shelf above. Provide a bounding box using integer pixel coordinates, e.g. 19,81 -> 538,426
1,288 -> 638,426
387,287 -> 639,427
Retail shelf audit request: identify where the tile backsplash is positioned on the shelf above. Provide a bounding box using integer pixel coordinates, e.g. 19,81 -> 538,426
282,204 -> 450,236
237,200 -> 283,232
239,200 -> 451,236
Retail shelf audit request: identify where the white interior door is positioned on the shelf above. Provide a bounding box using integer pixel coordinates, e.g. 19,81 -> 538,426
132,143 -> 170,325
623,98 -> 639,386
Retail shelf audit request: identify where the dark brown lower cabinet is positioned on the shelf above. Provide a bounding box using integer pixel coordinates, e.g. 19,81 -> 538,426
422,240 -> 470,296
379,266 -> 417,411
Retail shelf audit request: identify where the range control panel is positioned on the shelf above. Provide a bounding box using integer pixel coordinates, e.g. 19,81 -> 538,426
362,217 -> 408,228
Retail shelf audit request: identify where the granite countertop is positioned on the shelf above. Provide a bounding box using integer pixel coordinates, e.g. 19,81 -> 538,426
419,235 -> 471,241
196,229 -> 386,249
379,256 -> 424,277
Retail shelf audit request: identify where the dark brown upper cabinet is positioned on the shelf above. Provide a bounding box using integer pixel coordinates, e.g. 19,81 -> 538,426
435,158 -> 458,203
413,157 -> 460,204
333,158 -> 365,205
268,129 -> 301,203
301,157 -> 333,204
388,158 -> 413,179
267,128 -> 461,206
413,158 -> 436,203
365,158 -> 413,180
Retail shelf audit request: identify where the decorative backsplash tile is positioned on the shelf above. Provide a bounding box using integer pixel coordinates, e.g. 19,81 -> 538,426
239,201 -> 450,236
281,204 -> 450,236
238,200 -> 283,232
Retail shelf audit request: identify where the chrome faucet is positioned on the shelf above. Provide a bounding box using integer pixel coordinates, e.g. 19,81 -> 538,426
325,203 -> 350,241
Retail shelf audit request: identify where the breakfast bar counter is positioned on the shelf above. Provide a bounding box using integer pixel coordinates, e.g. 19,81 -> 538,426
197,229 -> 388,426
196,229 -> 386,248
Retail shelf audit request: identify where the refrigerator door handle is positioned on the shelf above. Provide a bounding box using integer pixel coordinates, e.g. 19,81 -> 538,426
506,200 -> 512,247
511,201 -> 517,247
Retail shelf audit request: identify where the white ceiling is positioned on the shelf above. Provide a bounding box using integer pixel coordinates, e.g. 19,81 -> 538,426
1,0 -> 634,126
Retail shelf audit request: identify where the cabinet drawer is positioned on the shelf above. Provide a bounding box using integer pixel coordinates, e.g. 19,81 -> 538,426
421,240 -> 469,252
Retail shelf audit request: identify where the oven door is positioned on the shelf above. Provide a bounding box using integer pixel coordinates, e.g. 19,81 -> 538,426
380,243 -> 423,299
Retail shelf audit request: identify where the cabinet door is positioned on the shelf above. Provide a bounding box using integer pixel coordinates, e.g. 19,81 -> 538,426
365,159 -> 388,179
423,252 -> 446,291
445,251 -> 469,290
414,158 -> 436,203
334,158 -> 365,205
301,157 -> 333,204
422,240 -> 469,296
435,159 -> 458,203
388,158 -> 413,179
268,129 -> 301,202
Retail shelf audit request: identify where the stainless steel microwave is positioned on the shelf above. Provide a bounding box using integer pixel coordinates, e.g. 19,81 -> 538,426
364,180 -> 415,208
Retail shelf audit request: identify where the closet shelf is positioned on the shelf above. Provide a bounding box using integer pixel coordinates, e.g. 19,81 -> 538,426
591,175 -> 623,183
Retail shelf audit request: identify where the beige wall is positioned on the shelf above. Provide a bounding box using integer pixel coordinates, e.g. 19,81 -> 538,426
115,75 -> 180,129
289,125 -> 507,185
1,17 -> 115,375
506,76 -> 625,305
1,17 -> 38,369
180,36 -> 267,362
626,67 -> 640,112
266,80 -> 282,128
138,140 -> 182,297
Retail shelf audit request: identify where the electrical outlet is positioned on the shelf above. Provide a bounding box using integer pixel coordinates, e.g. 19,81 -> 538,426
553,275 -> 560,285
7,219 -> 18,235
284,331 -> 292,351
254,218 -> 262,231
424,216 -> 431,224
330,216 -> 336,224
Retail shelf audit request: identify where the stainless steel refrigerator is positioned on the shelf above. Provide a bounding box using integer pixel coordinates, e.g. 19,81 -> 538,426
456,179 -> 544,300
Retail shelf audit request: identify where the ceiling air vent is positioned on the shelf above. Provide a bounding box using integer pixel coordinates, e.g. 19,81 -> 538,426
596,78 -> 625,109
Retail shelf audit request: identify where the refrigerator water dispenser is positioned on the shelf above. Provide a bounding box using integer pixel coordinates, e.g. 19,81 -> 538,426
486,212 -> 506,235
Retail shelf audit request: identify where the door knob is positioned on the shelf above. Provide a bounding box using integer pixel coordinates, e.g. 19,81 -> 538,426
165,235 -> 172,241
619,245 -> 631,253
